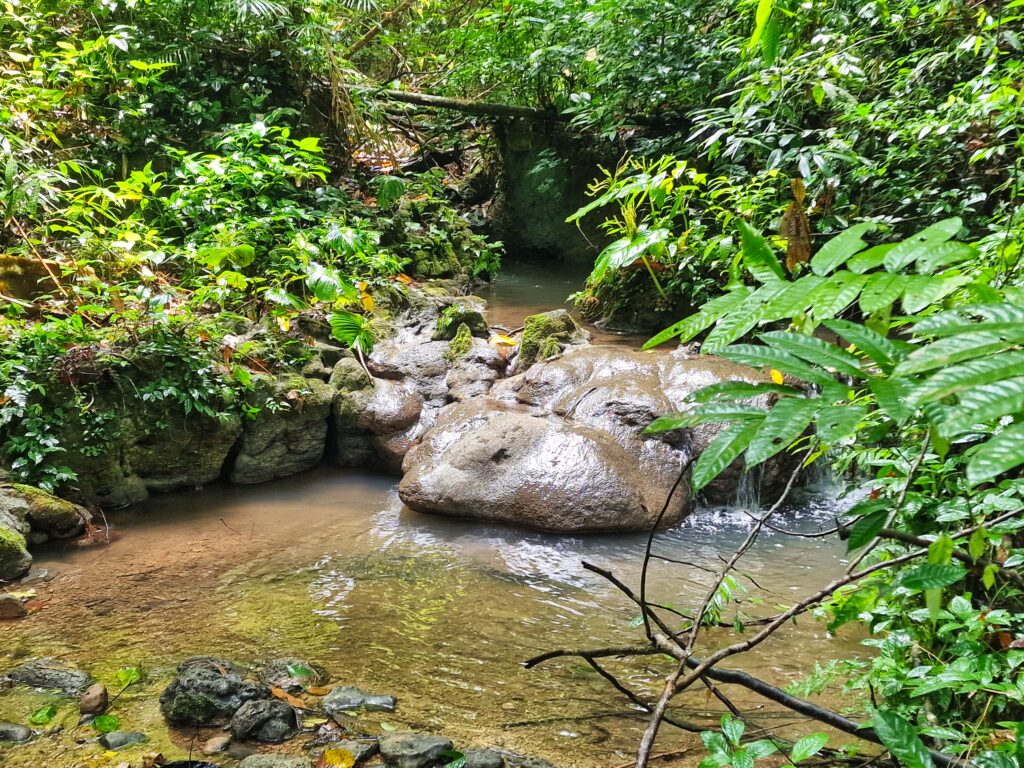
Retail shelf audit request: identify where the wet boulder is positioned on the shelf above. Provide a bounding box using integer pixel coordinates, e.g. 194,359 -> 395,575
0,483 -> 91,544
322,685 -> 396,714
160,657 -> 270,726
6,658 -> 93,694
0,513 -> 32,580
230,375 -> 334,484
230,699 -> 298,742
399,401 -> 689,531
378,733 -> 454,768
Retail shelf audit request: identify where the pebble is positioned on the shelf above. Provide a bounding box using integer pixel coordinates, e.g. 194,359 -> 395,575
98,731 -> 148,750
202,733 -> 232,755
79,683 -> 108,714
0,594 -> 27,619
0,722 -> 32,742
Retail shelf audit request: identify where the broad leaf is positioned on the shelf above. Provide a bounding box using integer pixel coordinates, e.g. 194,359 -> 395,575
790,733 -> 828,764
901,564 -> 965,590
745,397 -> 819,466
738,220 -> 785,284
644,288 -> 752,350
847,509 -> 888,552
967,422 -> 1024,485
871,709 -> 934,768
811,223 -> 874,276
691,420 -> 763,492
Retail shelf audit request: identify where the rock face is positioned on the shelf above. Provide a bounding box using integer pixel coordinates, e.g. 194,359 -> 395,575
400,345 -> 772,531
230,376 -> 334,484
6,658 -> 93,694
160,657 -> 270,726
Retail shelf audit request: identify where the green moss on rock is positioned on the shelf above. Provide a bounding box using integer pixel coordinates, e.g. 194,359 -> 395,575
1,483 -> 89,541
517,309 -> 582,368
445,323 -> 474,362
0,524 -> 31,580
434,303 -> 489,341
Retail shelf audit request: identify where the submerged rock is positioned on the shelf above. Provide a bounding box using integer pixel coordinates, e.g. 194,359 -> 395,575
322,685 -> 396,714
311,739 -> 379,765
7,658 -> 93,694
378,733 -> 454,768
257,658 -> 325,693
463,748 -> 506,768
0,722 -> 32,742
202,733 -> 232,754
160,657 -> 270,726
230,699 -> 298,742
239,756 -> 313,768
98,731 -> 148,750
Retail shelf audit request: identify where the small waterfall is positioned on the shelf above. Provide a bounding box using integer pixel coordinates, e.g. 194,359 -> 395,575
731,468 -> 762,512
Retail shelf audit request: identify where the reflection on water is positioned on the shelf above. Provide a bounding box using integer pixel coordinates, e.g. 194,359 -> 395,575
2,468 -> 856,767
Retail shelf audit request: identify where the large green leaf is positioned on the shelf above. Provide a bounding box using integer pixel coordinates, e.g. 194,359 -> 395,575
689,381 -> 800,403
871,709 -> 934,768
846,509 -> 888,552
938,376 -> 1024,437
901,564 -> 965,590
847,243 -> 894,274
644,404 -> 767,434
701,283 -> 788,352
738,220 -> 785,284
758,331 -> 863,378
967,422 -> 1024,485
901,275 -> 972,314
894,331 -> 1017,376
869,377 -> 916,424
760,275 -> 825,321
643,288 -> 752,350
815,403 -> 867,445
883,217 -> 962,272
859,272 -> 907,315
915,242 -> 977,274
811,222 -> 875,276
911,351 -> 1024,404
691,420 -> 763,492
745,397 -> 820,466
790,733 -> 829,764
812,272 -> 868,321
590,227 -> 671,283
306,262 -> 344,302
718,344 -> 839,388
823,319 -> 903,373
914,303 -> 1024,338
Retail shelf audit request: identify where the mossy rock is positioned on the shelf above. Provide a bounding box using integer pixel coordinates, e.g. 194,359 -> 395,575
517,309 -> 584,369
329,358 -> 373,393
444,323 -> 474,362
433,302 -> 489,341
0,522 -> 31,580
0,483 -> 90,541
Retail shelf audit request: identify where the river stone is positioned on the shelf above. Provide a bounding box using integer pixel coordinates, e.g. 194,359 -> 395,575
230,375 -> 334,484
312,739 -> 379,764
0,483 -> 91,542
79,683 -> 109,714
514,309 -> 588,371
463,748 -> 505,768
378,733 -> 454,768
433,301 -> 490,340
0,594 -> 27,619
229,699 -> 298,742
0,511 -> 33,580
239,756 -> 313,768
257,658 -> 325,693
202,733 -> 232,754
322,685 -> 396,714
0,722 -> 32,742
399,401 -> 688,531
160,657 -> 270,726
7,658 -> 93,694
99,731 -> 148,750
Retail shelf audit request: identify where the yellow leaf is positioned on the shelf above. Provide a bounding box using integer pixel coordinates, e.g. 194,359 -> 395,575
8,51 -> 33,63
489,333 -> 516,347
393,273 -> 413,285
360,293 -> 375,311
303,717 -> 329,727
276,315 -> 291,333
271,686 -> 307,708
306,685 -> 333,696
320,748 -> 356,768
770,369 -> 784,385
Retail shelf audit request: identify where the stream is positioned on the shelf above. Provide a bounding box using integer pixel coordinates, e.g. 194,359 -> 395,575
0,263 -> 859,768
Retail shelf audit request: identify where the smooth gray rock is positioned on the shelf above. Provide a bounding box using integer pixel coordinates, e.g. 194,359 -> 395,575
399,401 -> 689,531
463,748 -> 505,768
239,756 -> 313,768
0,722 -> 32,742
322,685 -> 396,714
159,657 -> 270,726
7,658 -> 93,694
98,731 -> 148,750
229,699 -> 298,742
378,733 -> 454,768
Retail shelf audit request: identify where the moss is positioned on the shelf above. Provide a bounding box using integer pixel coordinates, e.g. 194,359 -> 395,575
444,323 -> 474,362
434,303 -> 489,341
8,483 -> 83,534
0,524 -> 30,580
162,691 -> 221,725
518,310 -> 579,368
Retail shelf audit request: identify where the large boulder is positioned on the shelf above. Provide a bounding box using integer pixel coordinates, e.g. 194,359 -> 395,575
0,483 -> 91,544
399,401 -> 689,531
160,657 -> 271,726
0,512 -> 32,580
230,375 -> 334,484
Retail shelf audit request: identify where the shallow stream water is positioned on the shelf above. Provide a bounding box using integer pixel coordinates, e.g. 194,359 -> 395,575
0,262 -> 859,768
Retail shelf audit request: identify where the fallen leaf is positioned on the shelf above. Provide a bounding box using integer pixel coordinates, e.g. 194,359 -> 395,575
769,368 -> 784,385
272,686 -> 307,709
317,748 -> 356,768
306,685 -> 333,696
